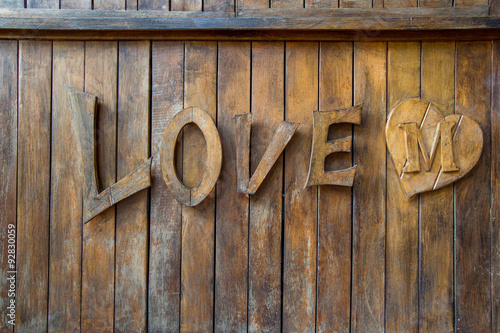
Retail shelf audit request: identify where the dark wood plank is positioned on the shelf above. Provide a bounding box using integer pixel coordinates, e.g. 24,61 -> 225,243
492,0 -> 500,15
180,41 -> 217,333
205,0 -> 233,12
149,41 -> 183,332
48,40 -> 85,333
455,0 -> 487,7
248,41 -> 284,333
493,39 -> 500,333
215,41 -> 250,333
420,0 -> 451,9
81,41 -> 118,333
283,41 -> 318,333
306,0 -> 338,8
385,41 -> 420,333
384,0 -> 416,8
16,40 -> 52,332
340,0 -> 371,9
0,40 -> 17,333
419,41 -> 454,333
351,42 -> 386,333
455,40 -> 492,333
316,41 -> 352,333
171,0 -> 201,12
115,40 -> 150,332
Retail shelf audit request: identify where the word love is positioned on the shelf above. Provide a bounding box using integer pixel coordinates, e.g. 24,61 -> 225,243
67,86 -> 362,223
386,99 -> 483,199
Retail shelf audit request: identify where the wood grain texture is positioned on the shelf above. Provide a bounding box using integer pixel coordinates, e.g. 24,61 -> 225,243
419,0 -> 451,9
306,0 -> 338,8
419,41 -> 454,333
238,0 -> 268,9
94,0 -> 124,10
205,0 -> 234,12
114,40 -> 150,333
384,0 -> 416,9
271,0 -> 302,10
81,41 -> 118,333
138,0 -> 168,10
493,40 -> 500,333
455,41 -> 491,333
48,40 -> 84,333
215,41 -> 250,333
0,40 -> 17,333
385,41 -> 420,333
316,41 -> 352,333
16,40 -> 51,332
149,41 -> 183,332
455,0 -> 487,7
351,42 -> 386,333
283,41 -> 318,333
248,41 -> 284,333
339,0 -> 371,9
0,0 -> 23,9
180,41 -> 217,333
171,0 -> 201,13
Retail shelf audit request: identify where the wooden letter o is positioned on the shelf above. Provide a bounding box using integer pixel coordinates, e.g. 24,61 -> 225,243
160,106 -> 222,206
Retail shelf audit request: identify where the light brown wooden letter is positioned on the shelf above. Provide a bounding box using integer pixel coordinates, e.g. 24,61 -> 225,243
234,113 -> 299,195
305,104 -> 362,188
67,85 -> 152,224
160,106 -> 222,206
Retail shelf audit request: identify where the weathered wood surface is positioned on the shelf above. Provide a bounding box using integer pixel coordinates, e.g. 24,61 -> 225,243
316,41 -> 352,333
455,40 -> 492,332
149,41 -> 183,332
248,41 -> 284,333
114,41 -> 150,332
181,41 -> 217,332
283,41 -> 318,333
352,42 -> 386,332
0,40 -> 17,333
3,39 -> 500,333
419,41 -> 454,333
493,40 -> 500,333
215,41 -> 250,332
386,41 -> 420,333
15,40 -> 52,332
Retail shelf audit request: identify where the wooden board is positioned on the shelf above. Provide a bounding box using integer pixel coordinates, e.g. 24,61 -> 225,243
148,41 -> 183,332
180,41 -> 217,332
0,40 -> 17,333
419,41 -> 454,333
215,41 -> 250,332
493,39 -> 500,333
351,42 -> 386,332
385,41 -> 420,333
48,40 -> 85,333
283,41 -> 318,333
248,41 -> 284,333
316,41 -> 352,333
81,41 -> 118,333
16,40 -> 52,332
114,41 -> 150,332
455,40 -> 492,333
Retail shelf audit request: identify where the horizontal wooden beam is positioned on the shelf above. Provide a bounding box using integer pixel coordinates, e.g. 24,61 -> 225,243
0,7 -> 498,40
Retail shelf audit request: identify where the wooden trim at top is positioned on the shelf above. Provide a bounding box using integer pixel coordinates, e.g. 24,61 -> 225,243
0,7 -> 498,40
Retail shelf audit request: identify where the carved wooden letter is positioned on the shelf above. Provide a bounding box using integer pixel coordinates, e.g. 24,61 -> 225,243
234,113 -> 299,195
66,85 -> 152,223
305,104 -> 363,188
160,106 -> 222,206
398,119 -> 459,173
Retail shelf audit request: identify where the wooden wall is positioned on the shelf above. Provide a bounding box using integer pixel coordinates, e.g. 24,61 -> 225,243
0,0 -> 499,332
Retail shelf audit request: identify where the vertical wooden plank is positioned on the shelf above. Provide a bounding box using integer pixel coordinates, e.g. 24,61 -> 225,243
339,0 -> 370,9
493,39 -> 500,333
283,41 -> 318,333
215,42 -> 250,333
171,0 -> 201,12
60,0 -> 90,10
420,41 -> 455,333
316,41 -> 352,333
384,0 -> 416,8
385,42 -> 420,333
139,0 -> 168,9
0,0 -> 23,9
305,0 -> 338,8
48,40 -> 85,333
238,0 -> 268,9
94,0 -> 124,9
16,40 -> 51,333
26,0 -> 56,8
455,0 -> 487,7
204,0 -> 233,12
351,42 -> 386,333
248,41 -> 284,333
419,0 -> 451,9
455,41 -> 492,333
81,41 -> 118,333
181,41 -> 217,333
149,41 -> 183,332
271,0 -> 302,9
0,40 -> 17,333
114,41 -> 150,333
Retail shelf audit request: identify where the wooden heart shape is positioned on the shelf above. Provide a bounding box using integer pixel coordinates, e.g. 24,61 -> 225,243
386,99 -> 483,199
